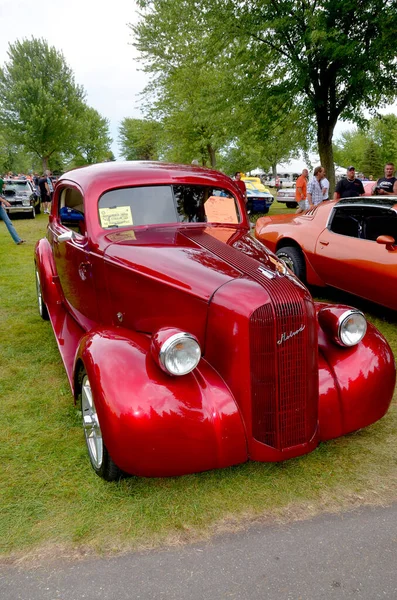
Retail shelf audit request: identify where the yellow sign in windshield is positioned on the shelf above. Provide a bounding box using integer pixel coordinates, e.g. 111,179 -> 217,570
99,206 -> 134,228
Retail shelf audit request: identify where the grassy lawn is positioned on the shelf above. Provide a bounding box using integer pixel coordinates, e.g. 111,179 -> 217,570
1,205 -> 396,561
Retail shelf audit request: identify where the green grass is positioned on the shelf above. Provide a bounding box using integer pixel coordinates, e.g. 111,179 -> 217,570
1,209 -> 396,561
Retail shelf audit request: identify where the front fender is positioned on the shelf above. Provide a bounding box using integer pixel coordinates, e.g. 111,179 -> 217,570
317,318 -> 395,440
75,328 -> 248,477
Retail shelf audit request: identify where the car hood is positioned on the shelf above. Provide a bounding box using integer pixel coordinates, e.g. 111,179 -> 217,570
103,225 -> 286,302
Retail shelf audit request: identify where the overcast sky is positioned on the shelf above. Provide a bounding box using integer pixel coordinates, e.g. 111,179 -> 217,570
1,0 -> 395,164
0,0 -> 149,158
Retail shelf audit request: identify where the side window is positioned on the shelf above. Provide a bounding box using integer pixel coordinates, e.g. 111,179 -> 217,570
329,209 -> 361,238
59,188 -> 86,235
363,210 -> 397,241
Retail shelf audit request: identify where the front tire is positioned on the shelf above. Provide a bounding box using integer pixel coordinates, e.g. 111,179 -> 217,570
286,202 -> 298,209
79,372 -> 122,481
276,246 -> 306,281
29,208 -> 36,219
35,266 -> 50,320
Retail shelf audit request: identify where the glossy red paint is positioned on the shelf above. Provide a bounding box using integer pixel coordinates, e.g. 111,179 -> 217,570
34,162 -> 396,479
255,197 -> 397,310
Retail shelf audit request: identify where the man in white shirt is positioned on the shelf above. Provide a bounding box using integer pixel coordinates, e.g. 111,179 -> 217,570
321,170 -> 329,200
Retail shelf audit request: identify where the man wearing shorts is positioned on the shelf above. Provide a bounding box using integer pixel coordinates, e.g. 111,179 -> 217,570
295,169 -> 308,214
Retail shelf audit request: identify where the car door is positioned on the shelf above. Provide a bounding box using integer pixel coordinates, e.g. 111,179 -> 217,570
51,186 -> 99,325
311,206 -> 397,308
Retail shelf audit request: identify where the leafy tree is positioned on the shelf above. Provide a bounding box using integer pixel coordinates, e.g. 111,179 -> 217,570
133,0 -> 397,193
70,107 -> 112,167
333,129 -> 369,171
119,118 -> 163,160
360,140 -> 383,179
0,38 -> 85,171
333,113 -> 397,176
370,114 -> 397,166
0,128 -> 37,174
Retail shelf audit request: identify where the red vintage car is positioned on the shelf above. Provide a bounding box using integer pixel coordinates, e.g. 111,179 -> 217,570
35,163 -> 396,480
255,196 -> 397,310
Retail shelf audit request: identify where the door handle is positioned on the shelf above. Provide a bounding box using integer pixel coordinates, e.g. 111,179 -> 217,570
319,240 -> 329,246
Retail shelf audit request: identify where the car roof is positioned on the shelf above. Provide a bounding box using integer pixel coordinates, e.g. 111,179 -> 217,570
58,161 -> 235,195
337,196 -> 397,210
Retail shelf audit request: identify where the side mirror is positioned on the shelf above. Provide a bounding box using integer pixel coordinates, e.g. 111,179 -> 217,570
376,235 -> 396,250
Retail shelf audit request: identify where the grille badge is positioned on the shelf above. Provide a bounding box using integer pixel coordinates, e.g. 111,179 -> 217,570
277,324 -> 306,345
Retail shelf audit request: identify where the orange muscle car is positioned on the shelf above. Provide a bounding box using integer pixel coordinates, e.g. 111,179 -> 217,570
255,196 -> 397,310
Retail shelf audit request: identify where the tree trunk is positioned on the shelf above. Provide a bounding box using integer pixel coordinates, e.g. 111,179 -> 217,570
316,119 -> 336,197
207,144 -> 216,168
272,164 -> 277,179
42,156 -> 49,172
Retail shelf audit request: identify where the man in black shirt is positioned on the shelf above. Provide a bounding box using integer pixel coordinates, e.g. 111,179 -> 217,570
334,166 -> 364,200
38,174 -> 51,214
373,162 -> 397,195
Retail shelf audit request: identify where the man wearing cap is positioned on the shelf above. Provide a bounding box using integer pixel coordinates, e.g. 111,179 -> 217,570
334,166 -> 364,200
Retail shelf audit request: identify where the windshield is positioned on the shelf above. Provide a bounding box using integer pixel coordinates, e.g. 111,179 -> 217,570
98,184 -> 241,229
4,181 -> 31,192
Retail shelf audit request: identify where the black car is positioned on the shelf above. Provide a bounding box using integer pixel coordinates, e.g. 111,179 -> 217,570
3,179 -> 40,218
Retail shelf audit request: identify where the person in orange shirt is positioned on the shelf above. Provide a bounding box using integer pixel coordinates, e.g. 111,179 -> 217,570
295,169 -> 309,214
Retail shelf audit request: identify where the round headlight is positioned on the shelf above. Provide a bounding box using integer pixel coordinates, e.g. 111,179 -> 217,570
159,332 -> 201,376
338,310 -> 367,346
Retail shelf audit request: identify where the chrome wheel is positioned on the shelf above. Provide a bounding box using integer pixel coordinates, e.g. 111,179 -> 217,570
81,375 -> 103,470
276,247 -> 306,282
280,254 -> 295,272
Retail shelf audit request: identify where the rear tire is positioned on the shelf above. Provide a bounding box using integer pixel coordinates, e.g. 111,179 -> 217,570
286,202 -> 298,209
276,246 -> 306,281
79,370 -> 122,481
35,266 -> 50,320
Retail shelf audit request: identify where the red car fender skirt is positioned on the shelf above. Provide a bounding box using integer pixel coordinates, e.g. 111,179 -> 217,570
34,238 -> 62,309
317,322 -> 395,439
75,328 -> 248,477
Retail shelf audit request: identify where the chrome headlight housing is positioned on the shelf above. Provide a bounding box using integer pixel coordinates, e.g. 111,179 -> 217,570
318,306 -> 367,347
151,329 -> 201,376
338,310 -> 367,347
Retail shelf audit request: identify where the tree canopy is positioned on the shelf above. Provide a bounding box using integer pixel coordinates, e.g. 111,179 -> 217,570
333,113 -> 397,178
0,38 -> 87,171
70,106 -> 112,167
119,117 -> 163,160
133,0 -> 397,190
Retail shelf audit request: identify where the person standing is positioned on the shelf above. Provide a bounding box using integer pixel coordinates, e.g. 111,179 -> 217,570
0,176 -> 25,245
39,172 -> 51,214
46,170 -> 54,212
373,163 -> 397,195
334,166 -> 364,199
307,166 -> 325,208
295,168 -> 309,214
321,169 -> 330,200
233,172 -> 247,203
